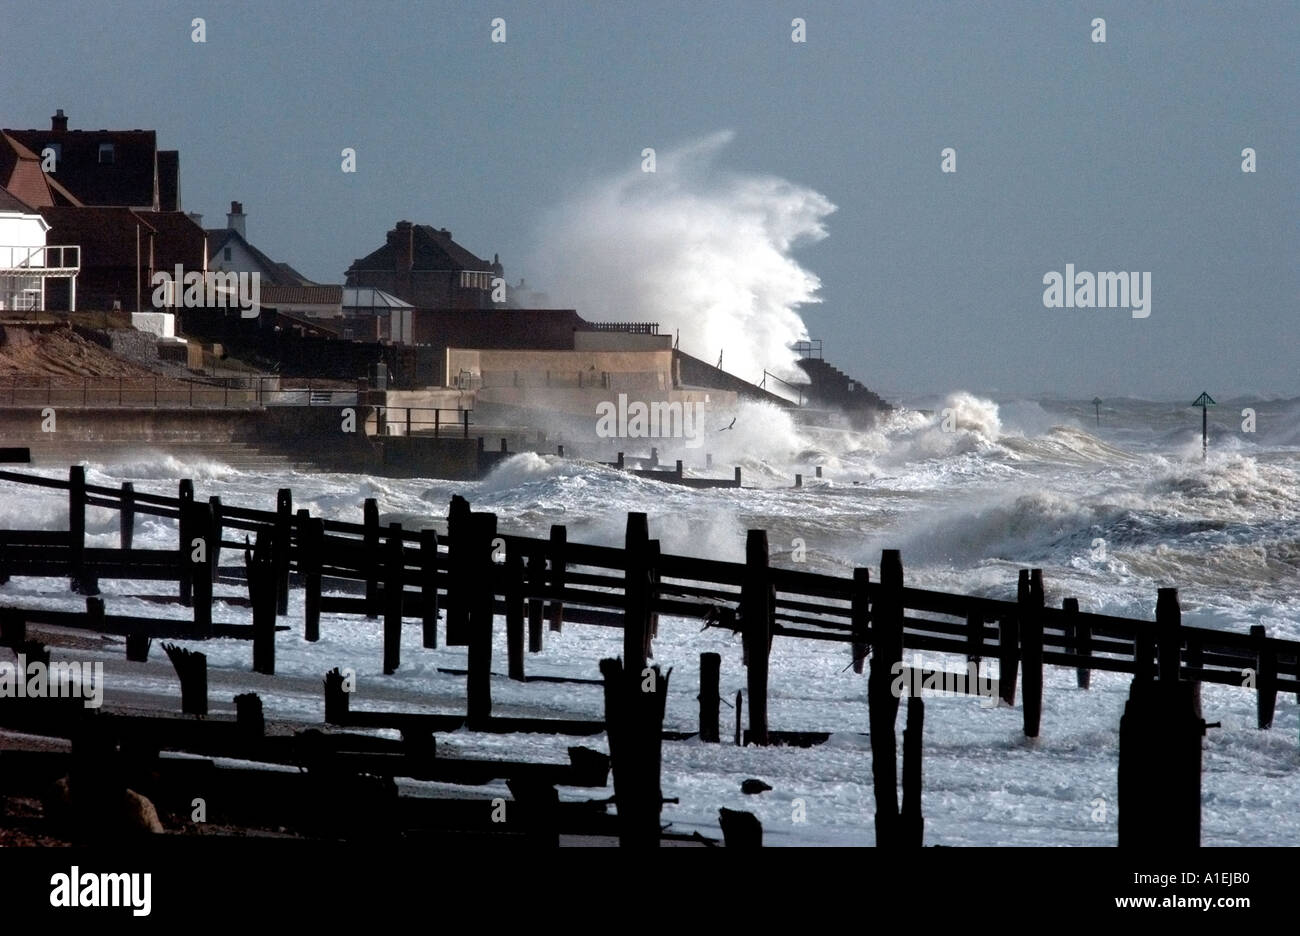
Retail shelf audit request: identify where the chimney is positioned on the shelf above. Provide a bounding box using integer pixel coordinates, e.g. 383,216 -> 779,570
51,109 -> 68,132
227,201 -> 245,238
389,220 -> 414,273
187,212 -> 203,227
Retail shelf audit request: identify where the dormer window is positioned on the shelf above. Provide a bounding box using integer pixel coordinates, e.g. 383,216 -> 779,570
41,143 -> 61,170
98,143 -> 115,165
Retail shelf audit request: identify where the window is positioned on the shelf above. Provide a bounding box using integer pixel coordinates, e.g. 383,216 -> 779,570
41,143 -> 61,170
98,143 -> 114,165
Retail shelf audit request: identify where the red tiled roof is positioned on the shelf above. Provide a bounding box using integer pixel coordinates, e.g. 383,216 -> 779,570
0,187 -> 36,213
260,285 -> 343,305
0,133 -> 56,208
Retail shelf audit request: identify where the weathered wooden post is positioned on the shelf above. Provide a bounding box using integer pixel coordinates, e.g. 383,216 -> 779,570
324,667 -> 349,725
445,496 -> 470,644
274,489 -> 292,616
383,523 -> 403,675
901,695 -> 925,847
1251,624 -> 1276,730
624,513 -> 651,677
506,545 -> 526,681
247,530 -> 276,675
188,501 -> 214,638
1063,597 -> 1090,688
600,657 -> 670,847
870,548 -> 904,847
125,629 -> 151,663
699,652 -> 721,742
527,550 -> 544,653
68,466 -> 89,594
466,511 -> 497,728
177,478 -> 193,605
119,481 -> 135,550
208,496 -> 224,583
741,530 -> 772,746
162,642 -> 207,716
363,497 -> 380,620
1118,678 -> 1204,848
302,514 -> 323,642
734,690 -> 743,746
548,523 -> 566,632
794,473 -> 802,488
419,528 -> 439,649
1022,569 -> 1044,738
851,567 -> 870,674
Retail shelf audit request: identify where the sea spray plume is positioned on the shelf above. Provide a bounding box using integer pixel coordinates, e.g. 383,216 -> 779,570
526,131 -> 835,381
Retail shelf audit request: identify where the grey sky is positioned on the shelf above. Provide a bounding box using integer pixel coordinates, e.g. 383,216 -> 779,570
7,0 -> 1297,399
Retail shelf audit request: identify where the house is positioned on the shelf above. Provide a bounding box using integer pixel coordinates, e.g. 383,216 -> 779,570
0,188 -> 79,311
204,201 -> 316,287
3,109 -> 181,211
345,221 -> 505,309
37,206 -> 205,312
0,132 -> 81,209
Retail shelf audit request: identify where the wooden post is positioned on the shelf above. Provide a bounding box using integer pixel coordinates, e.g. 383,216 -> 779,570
177,478 -> 193,605
734,466 -> 742,486
901,696 -> 924,847
162,642 -> 207,716
699,652 -> 721,742
506,545 -> 525,681
188,501 -> 213,638
966,611 -> 983,671
466,511 -> 497,727
794,473 -> 802,488
420,528 -> 439,649
445,496 -> 470,644
741,530 -> 772,746
302,515 -> 323,642
1157,587 -> 1181,682
675,459 -> 683,478
718,808 -> 763,847
119,482 -> 135,550
274,489 -> 292,616
383,523 -> 403,675
527,550 -> 544,652
208,496 -> 223,583
851,568 -> 870,674
247,530 -> 276,675
816,466 -> 823,478
999,582 -> 1022,706
1251,624 -> 1276,730
734,690 -> 743,746
624,513 -> 651,677
1022,569 -> 1044,738
870,548 -> 904,847
600,657 -> 670,847
363,497 -> 380,620
548,524 -> 566,632
1064,598 -> 1090,689
1118,678 -> 1203,848
234,693 -> 264,744
68,466 -> 87,594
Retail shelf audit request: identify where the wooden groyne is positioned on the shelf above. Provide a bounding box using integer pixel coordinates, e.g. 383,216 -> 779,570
2,465 -> 1296,846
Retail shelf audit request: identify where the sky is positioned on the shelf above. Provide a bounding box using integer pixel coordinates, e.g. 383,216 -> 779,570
4,0 -> 1297,400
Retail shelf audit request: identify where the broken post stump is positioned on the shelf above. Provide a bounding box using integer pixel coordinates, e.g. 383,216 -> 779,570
718,808 -> 763,847
600,657 -> 671,847
162,642 -> 207,716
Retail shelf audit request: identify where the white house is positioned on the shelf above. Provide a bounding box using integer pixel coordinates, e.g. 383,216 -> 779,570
0,188 -> 79,311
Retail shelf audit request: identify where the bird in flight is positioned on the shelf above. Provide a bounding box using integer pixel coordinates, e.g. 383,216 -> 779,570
719,418 -> 736,431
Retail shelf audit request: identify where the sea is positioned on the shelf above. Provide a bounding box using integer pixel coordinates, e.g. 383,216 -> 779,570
1,391 -> 1297,845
